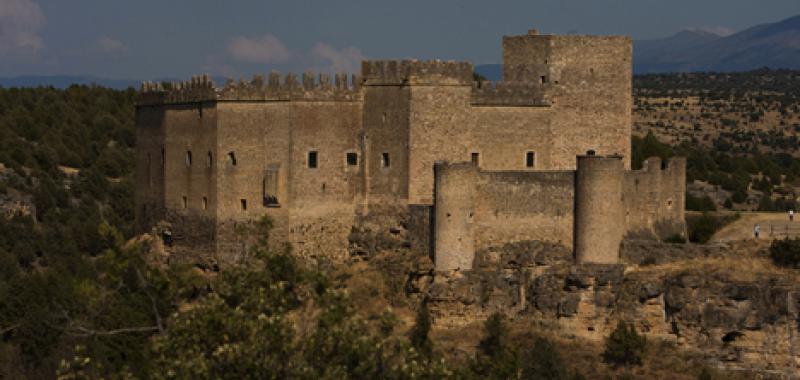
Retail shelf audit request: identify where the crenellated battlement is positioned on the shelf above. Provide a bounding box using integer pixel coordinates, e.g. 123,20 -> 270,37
138,74 -> 216,105
361,60 -> 473,85
136,72 -> 362,105
470,80 -> 551,106
637,156 -> 686,173
217,71 -> 362,102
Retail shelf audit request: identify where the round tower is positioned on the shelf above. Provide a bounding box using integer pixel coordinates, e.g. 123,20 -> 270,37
434,162 -> 478,271
574,155 -> 625,264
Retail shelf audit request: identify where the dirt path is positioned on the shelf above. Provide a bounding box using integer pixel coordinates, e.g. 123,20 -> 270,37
711,212 -> 800,243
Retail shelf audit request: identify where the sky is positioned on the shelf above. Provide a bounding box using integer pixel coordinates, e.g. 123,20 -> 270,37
2,0 -> 800,80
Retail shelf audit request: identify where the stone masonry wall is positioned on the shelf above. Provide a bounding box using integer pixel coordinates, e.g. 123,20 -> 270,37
623,156 -> 687,240
502,34 -> 632,169
160,102 -> 218,262
134,105 -> 167,234
433,162 -> 575,270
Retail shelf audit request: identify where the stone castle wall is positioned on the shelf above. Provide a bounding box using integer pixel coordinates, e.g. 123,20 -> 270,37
623,157 -> 687,239
134,31 -> 661,266
431,155 -> 686,270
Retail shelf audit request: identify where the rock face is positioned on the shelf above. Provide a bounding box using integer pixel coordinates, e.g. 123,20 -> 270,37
423,239 -> 800,375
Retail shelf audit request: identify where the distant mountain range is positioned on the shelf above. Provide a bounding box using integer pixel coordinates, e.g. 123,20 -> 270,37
475,14 -> 800,79
635,15 -> 800,73
4,14 -> 800,88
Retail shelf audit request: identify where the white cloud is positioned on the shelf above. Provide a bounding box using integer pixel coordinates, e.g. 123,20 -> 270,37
227,34 -> 292,64
98,36 -> 127,54
309,43 -> 365,73
0,0 -> 45,53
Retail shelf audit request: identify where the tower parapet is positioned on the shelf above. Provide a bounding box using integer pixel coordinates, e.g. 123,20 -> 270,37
361,60 -> 473,86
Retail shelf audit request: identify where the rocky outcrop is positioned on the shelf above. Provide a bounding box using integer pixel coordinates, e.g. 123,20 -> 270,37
424,239 -> 800,375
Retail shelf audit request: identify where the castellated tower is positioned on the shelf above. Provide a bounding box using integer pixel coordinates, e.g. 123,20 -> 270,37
574,155 -> 626,264
134,29 -> 679,268
433,162 -> 478,271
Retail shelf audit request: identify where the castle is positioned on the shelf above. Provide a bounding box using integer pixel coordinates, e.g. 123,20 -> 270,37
134,29 -> 686,269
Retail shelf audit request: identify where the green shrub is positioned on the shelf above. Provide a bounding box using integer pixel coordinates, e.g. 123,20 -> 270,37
473,313 -> 520,379
602,321 -> 646,367
769,238 -> 800,268
686,213 -> 719,243
409,301 -> 432,358
685,194 -> 717,211
521,335 -> 569,380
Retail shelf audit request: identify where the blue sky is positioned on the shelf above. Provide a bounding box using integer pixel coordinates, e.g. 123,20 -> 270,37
2,0 -> 800,80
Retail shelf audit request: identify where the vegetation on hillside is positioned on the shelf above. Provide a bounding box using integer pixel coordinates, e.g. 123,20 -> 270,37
2,70 -> 799,378
0,86 -> 139,378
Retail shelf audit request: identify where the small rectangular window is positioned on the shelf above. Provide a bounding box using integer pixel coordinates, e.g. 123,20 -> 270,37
540,76 -> 547,84
526,151 -> 536,168
381,152 -> 390,168
202,196 -> 208,210
186,151 -> 192,167
346,152 -> 358,166
308,151 -> 318,168
182,195 -> 188,209
263,167 -> 280,207
240,199 -> 247,211
471,152 -> 480,166
227,151 -> 237,166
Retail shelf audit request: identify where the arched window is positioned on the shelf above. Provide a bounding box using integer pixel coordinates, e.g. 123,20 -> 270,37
227,151 -> 237,166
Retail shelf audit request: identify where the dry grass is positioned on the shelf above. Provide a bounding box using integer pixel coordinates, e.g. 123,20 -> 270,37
629,242 -> 800,284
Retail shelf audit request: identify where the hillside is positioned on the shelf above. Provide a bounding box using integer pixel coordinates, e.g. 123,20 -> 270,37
1,77 -> 800,377
635,15 -> 800,73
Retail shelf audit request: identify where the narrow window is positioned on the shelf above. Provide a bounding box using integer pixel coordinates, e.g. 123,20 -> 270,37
540,76 -> 547,84
186,151 -> 192,167
227,151 -> 237,166
207,151 -> 213,168
240,199 -> 247,211
308,151 -> 318,168
182,195 -> 188,209
381,152 -> 390,168
526,151 -> 535,168
471,152 -> 480,166
346,152 -> 358,166
263,167 -> 280,207
202,196 -> 208,210
161,147 -> 166,169
147,153 -> 152,188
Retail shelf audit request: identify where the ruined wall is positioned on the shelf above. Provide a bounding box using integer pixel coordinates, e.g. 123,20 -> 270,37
433,162 -> 575,271
623,156 -> 687,240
